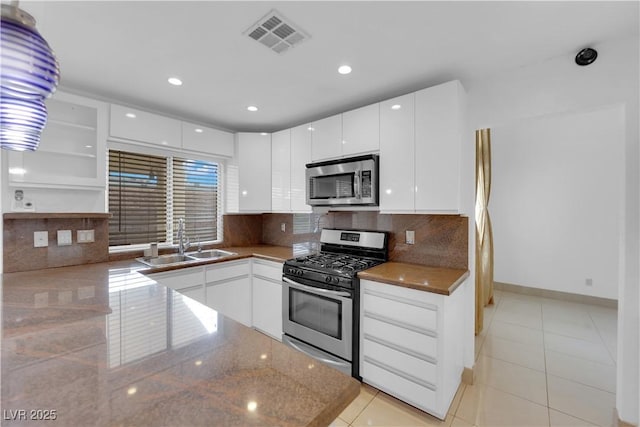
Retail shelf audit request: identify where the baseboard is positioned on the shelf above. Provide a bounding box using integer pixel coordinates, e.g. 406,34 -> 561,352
494,282 -> 617,309
461,366 -> 474,385
613,408 -> 637,427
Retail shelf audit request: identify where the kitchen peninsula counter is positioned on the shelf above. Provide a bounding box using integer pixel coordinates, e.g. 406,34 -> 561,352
1,257 -> 359,426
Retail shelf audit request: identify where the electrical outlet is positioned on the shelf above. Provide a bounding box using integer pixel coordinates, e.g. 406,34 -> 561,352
281,223 -> 286,232
77,229 -> 95,243
406,230 -> 415,245
57,230 -> 72,246
33,231 -> 48,248
585,278 -> 593,286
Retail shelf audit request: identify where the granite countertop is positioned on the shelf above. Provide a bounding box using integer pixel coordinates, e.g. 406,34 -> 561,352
1,255 -> 359,426
358,261 -> 470,295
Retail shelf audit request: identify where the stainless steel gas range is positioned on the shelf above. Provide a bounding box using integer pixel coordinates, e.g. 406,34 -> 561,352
282,228 -> 389,378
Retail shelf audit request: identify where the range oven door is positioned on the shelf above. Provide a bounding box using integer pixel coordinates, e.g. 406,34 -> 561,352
282,277 -> 353,362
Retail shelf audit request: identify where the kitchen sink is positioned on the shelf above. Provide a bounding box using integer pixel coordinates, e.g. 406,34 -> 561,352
137,254 -> 195,267
185,249 -> 236,260
137,250 -> 236,268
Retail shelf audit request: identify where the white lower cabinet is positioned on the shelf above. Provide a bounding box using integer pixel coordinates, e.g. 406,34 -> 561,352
251,259 -> 283,340
146,257 -> 284,337
205,260 -> 252,327
360,279 -> 465,420
147,267 -> 205,305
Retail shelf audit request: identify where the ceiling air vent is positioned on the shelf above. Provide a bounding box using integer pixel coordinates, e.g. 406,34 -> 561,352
244,10 -> 309,54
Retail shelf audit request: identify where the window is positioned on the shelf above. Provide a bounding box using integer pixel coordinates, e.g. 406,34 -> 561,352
108,149 -> 222,248
171,157 -> 220,243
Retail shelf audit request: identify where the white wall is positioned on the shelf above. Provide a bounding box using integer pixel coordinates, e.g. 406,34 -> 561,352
490,105 -> 624,299
465,35 -> 639,425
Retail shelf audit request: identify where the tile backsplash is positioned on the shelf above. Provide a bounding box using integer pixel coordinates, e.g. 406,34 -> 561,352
3,214 -> 109,273
4,212 -> 468,273
263,212 -> 468,269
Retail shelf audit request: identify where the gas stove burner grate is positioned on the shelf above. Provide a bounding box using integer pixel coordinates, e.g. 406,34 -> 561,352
293,253 -> 381,273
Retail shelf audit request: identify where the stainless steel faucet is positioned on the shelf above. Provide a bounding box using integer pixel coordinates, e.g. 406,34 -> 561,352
177,218 -> 190,255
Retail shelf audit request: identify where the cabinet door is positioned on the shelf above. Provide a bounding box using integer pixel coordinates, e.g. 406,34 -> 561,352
290,124 -> 313,212
147,266 -> 204,291
8,92 -> 107,189
310,114 -> 342,161
182,123 -> 234,157
110,104 -> 181,148
379,94 -> 415,212
238,133 -> 272,212
271,129 -> 291,212
252,276 -> 283,340
342,103 -> 380,156
205,276 -> 252,327
415,81 -> 464,212
179,286 -> 206,305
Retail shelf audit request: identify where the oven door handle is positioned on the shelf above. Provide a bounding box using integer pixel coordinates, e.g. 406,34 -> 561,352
282,335 -> 351,369
283,277 -> 352,298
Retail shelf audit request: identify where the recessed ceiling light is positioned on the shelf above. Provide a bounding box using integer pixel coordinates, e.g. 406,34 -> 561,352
307,126 -> 315,131
391,104 -> 402,110
247,105 -> 258,112
168,77 -> 183,86
260,132 -> 268,136
85,145 -> 93,148
338,65 -> 352,75
194,128 -> 203,133
125,112 -> 136,119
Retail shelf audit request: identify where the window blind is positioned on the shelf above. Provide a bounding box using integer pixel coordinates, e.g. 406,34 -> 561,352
171,157 -> 220,243
108,150 -> 168,246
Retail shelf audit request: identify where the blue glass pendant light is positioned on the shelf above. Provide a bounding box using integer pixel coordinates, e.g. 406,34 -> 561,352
1,1 -> 59,151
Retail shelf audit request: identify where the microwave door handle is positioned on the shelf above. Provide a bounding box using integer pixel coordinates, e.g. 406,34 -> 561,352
283,277 -> 352,298
354,169 -> 362,199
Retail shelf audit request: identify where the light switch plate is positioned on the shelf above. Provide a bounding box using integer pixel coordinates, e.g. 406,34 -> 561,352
77,229 -> 95,243
57,230 -> 72,246
34,231 -> 48,247
406,230 -> 415,245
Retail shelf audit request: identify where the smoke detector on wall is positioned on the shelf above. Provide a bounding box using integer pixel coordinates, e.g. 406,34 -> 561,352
244,10 -> 310,54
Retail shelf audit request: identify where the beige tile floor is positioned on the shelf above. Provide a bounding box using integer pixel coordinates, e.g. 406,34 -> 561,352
331,289 -> 617,427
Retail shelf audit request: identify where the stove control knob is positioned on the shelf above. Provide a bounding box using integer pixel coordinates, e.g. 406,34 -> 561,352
297,269 -> 304,277
324,276 -> 332,283
332,277 -> 340,284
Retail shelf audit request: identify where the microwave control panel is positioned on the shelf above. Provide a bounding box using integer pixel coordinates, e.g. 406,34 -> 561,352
362,170 -> 372,198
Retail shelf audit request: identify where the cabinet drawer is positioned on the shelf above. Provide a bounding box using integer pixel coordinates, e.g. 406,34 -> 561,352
362,360 -> 436,413
363,315 -> 437,360
252,260 -> 283,282
363,338 -> 437,385
205,261 -> 250,283
148,267 -> 203,291
363,291 -> 437,331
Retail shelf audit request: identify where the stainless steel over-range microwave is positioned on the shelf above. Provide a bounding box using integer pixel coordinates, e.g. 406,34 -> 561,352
305,154 -> 379,206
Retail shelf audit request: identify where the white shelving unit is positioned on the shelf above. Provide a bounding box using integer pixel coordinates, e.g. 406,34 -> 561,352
8,92 -> 107,190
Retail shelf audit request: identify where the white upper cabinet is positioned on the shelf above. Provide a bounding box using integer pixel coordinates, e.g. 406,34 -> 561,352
290,124 -> 313,212
271,129 -> 291,212
310,113 -> 342,161
379,94 -> 415,212
415,80 -> 465,212
8,91 -> 107,189
342,103 -> 380,157
181,123 -> 234,157
238,132 -> 272,212
109,104 -> 182,148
